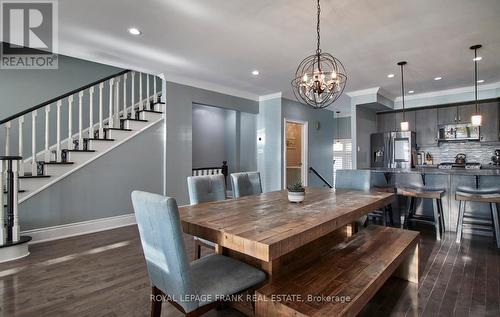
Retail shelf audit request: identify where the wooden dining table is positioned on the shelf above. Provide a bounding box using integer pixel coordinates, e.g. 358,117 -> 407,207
179,187 -> 395,280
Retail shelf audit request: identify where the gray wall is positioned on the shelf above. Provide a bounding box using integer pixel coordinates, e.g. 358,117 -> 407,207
333,117 -> 351,139
356,106 -> 378,169
20,121 -> 164,230
165,82 -> 259,204
281,98 -> 335,188
240,112 -> 257,172
192,104 -> 227,168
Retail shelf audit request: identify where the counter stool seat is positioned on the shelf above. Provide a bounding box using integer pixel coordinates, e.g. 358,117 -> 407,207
397,187 -> 445,240
455,187 -> 500,248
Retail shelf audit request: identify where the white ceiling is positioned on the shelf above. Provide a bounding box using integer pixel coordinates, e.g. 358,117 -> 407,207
58,0 -> 500,115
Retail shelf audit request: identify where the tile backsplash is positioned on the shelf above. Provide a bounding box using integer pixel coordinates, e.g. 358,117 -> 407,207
419,142 -> 500,165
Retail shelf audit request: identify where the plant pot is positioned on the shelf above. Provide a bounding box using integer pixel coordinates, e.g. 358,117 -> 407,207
288,191 -> 305,203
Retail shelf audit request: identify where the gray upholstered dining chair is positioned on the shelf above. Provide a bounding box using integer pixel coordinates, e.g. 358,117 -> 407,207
335,169 -> 372,230
230,172 -> 262,198
187,175 -> 226,259
131,191 -> 266,317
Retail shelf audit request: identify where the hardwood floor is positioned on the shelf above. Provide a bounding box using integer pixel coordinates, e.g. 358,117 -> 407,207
0,225 -> 498,317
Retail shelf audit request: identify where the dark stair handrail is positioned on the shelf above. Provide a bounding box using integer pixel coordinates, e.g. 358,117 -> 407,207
308,167 -> 333,188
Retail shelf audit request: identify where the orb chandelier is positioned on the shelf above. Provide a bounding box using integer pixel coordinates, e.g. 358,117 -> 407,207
291,0 -> 347,109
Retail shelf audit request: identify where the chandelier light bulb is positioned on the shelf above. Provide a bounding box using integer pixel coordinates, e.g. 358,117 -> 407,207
332,71 -> 337,79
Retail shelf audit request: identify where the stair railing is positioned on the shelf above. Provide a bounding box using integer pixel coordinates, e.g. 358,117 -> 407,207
308,167 -> 333,188
0,70 -> 163,177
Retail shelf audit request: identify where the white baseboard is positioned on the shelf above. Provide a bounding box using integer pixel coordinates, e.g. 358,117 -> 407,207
21,213 -> 137,244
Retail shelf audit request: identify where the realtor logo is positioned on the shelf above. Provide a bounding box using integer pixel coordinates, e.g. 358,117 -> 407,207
1,0 -> 58,69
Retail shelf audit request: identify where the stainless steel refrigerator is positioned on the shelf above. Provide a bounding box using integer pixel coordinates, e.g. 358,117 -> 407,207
370,131 -> 417,169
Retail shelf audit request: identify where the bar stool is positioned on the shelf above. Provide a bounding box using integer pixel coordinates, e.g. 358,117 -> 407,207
370,186 -> 395,226
455,187 -> 500,248
397,187 -> 445,240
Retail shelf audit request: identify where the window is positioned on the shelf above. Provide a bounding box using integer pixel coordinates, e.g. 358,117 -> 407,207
333,139 -> 352,188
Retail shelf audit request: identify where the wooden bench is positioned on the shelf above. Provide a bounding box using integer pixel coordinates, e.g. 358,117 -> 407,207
255,225 -> 419,317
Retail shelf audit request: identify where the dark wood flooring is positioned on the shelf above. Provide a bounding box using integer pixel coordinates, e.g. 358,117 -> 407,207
0,225 -> 498,317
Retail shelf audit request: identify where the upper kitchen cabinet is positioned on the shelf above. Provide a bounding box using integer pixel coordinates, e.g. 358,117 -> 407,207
395,111 -> 416,131
479,101 -> 500,142
437,106 -> 457,125
377,112 -> 395,132
457,104 -> 476,123
416,108 -> 438,146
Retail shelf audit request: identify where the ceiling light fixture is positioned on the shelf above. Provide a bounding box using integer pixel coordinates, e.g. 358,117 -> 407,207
477,79 -> 484,83
335,111 -> 341,144
470,44 -> 482,126
398,61 -> 409,131
252,70 -> 260,76
128,27 -> 142,35
434,77 -> 442,81
473,56 -> 482,61
408,90 -> 415,94
291,0 -> 347,109
387,74 -> 395,78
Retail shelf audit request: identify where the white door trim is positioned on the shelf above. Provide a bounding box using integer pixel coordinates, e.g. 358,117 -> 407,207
283,118 -> 308,188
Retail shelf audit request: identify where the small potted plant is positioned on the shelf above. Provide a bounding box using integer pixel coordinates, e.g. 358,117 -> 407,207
287,180 -> 305,203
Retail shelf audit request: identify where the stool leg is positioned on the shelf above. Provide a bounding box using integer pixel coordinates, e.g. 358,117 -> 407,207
491,203 -> 500,249
432,199 -> 441,241
382,206 -> 387,227
438,199 -> 445,232
456,200 -> 465,244
403,197 -> 413,229
388,204 -> 394,227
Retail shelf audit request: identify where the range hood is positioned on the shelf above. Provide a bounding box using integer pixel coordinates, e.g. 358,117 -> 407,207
438,123 -> 480,142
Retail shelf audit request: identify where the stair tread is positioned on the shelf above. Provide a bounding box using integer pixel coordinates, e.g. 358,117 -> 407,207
65,149 -> 96,152
20,175 -> 51,178
138,110 -> 163,114
104,128 -> 133,131
120,118 -> 148,122
4,190 -> 26,193
84,138 -> 115,141
42,161 -> 74,165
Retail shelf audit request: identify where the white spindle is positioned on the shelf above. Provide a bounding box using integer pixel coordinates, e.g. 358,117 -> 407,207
131,72 -> 135,119
68,95 -> 73,148
78,91 -> 83,149
5,122 -> 11,156
44,105 -> 50,162
89,87 -> 94,139
18,116 -> 24,176
12,160 -> 19,242
146,74 -> 150,108
0,161 -> 4,244
99,83 -> 104,138
56,100 -> 62,162
139,72 -> 143,110
123,73 -> 128,119
154,76 -> 157,103
108,78 -> 114,129
114,78 -> 120,127
31,110 -> 37,176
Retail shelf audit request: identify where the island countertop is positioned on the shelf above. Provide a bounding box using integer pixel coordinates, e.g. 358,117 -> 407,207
364,166 -> 500,176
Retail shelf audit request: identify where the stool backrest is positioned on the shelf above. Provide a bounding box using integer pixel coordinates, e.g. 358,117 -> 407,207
187,174 -> 226,205
335,169 -> 371,191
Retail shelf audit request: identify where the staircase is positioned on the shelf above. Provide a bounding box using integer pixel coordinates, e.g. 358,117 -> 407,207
0,70 -> 165,261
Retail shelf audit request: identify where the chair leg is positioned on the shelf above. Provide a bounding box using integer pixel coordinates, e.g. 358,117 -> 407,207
382,206 -> 387,227
151,286 -> 163,317
388,204 -> 394,227
490,203 -> 500,249
456,200 -> 465,244
432,199 -> 441,241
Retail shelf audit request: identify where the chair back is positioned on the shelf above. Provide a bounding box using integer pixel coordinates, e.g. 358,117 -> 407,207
335,169 -> 371,191
131,191 -> 198,313
230,172 -> 262,198
187,175 -> 226,204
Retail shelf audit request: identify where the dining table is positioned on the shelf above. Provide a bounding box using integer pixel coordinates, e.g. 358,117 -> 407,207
179,187 -> 395,280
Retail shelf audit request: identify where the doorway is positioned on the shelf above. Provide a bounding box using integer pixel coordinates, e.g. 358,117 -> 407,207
284,119 -> 308,188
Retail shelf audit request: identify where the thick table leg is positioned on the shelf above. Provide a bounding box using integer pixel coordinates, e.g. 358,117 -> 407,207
394,244 -> 419,284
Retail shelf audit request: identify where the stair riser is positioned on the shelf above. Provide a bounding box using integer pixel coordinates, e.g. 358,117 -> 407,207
123,120 -> 148,130
106,130 -> 133,141
154,104 -> 166,112
139,112 -> 163,121
66,152 -> 96,165
43,165 -> 75,177
19,178 -> 52,198
87,140 -> 114,152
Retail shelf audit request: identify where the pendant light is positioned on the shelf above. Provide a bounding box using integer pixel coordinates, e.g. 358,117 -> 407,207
335,111 -> 341,144
291,0 -> 347,109
470,44 -> 482,126
398,61 -> 409,131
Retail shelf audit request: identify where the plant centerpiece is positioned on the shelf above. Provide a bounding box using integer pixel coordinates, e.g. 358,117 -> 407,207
287,180 -> 305,203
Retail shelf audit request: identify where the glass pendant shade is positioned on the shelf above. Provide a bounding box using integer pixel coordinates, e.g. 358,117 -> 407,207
471,114 -> 482,126
400,121 -> 409,131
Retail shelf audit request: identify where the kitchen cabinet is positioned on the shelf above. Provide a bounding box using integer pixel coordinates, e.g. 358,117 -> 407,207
479,102 -> 500,142
437,106 -> 457,125
395,110 -> 416,132
416,108 -> 438,146
377,112 -> 395,132
457,104 -> 476,123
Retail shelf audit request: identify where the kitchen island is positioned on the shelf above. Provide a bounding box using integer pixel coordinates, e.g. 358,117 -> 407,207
366,167 -> 500,236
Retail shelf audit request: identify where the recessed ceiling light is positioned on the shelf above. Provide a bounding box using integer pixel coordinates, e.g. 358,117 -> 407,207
473,56 -> 482,61
252,70 -> 260,76
477,80 -> 485,83
387,74 -> 395,78
128,27 -> 142,35
408,90 -> 415,94
434,77 -> 442,81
